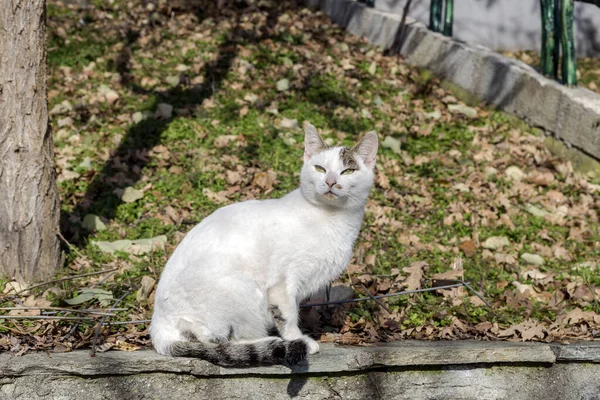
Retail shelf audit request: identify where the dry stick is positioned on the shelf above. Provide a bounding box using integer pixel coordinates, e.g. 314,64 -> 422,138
0,307 -> 117,316
56,229 -> 85,259
0,315 -> 94,321
91,291 -> 130,357
8,268 -> 119,297
360,284 -> 392,314
103,319 -> 151,326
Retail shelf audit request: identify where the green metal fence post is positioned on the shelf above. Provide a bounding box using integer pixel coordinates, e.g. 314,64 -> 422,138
429,0 -> 443,33
560,0 -> 577,85
540,0 -> 557,78
443,0 -> 454,36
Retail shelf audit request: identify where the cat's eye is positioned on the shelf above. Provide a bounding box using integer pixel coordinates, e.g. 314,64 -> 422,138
341,169 -> 356,175
315,165 -> 326,173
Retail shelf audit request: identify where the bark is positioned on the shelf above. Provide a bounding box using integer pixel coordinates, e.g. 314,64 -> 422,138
0,0 -> 62,282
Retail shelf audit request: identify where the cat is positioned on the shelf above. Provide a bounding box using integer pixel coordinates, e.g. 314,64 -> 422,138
150,122 -> 378,366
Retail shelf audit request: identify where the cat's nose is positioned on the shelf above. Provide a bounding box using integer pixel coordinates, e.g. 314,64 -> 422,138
326,176 -> 337,188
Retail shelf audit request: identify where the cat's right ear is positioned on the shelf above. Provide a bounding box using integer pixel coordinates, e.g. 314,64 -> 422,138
303,122 -> 328,162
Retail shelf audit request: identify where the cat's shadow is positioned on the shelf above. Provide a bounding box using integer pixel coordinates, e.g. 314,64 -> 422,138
286,361 -> 310,398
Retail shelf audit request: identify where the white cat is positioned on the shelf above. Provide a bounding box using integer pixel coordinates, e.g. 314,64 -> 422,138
150,123 -> 378,366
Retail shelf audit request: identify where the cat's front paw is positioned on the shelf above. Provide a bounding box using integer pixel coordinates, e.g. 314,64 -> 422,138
302,336 -> 320,354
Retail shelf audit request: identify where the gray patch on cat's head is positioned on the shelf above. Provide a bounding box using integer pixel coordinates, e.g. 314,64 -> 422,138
339,147 -> 358,169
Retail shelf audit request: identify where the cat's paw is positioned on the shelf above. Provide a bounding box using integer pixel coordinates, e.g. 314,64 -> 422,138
302,336 -> 320,354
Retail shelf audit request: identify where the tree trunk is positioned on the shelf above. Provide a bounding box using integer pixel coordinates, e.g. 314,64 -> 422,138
0,0 -> 62,283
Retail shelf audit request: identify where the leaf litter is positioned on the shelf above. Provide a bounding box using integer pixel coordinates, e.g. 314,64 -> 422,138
1,0 -> 599,354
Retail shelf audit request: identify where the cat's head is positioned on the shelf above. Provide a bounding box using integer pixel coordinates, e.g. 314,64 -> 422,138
300,123 -> 378,210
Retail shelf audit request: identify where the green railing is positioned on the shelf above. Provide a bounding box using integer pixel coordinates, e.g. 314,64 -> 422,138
429,0 -> 453,37
427,0 -> 600,87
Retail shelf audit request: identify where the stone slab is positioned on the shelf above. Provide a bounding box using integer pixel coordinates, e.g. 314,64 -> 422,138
0,341 -> 556,378
553,341 -> 600,362
309,0 -> 600,161
2,364 -> 600,400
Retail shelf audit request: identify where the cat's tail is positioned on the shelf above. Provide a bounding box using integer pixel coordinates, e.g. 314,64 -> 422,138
167,337 -> 308,367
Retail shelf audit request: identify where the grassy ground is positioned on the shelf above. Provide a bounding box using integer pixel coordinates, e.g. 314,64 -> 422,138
1,0 -> 599,353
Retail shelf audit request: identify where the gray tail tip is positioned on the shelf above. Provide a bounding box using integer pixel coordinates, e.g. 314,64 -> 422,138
285,339 -> 308,365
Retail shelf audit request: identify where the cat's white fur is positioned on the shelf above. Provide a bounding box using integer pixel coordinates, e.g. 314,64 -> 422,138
151,123 -> 377,361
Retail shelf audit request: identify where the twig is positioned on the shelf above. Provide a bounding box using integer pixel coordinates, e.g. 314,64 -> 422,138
360,284 -> 392,314
460,280 -> 492,308
0,315 -> 94,321
300,283 -> 465,308
102,319 -> 151,326
56,229 -> 85,259
0,307 -> 116,316
91,291 -> 130,357
7,268 -> 119,297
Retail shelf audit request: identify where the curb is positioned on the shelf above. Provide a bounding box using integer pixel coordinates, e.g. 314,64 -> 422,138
1,341 -> 599,378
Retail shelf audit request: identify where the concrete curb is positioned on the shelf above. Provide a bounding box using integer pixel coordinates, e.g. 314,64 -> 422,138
308,0 -> 600,161
0,341 -> 562,378
2,341 -> 600,399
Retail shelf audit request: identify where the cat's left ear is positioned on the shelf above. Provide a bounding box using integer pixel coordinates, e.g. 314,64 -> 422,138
303,122 -> 328,162
352,131 -> 378,169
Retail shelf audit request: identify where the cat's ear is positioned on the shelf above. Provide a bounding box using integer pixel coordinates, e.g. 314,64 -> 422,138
303,122 -> 328,161
351,131 -> 378,169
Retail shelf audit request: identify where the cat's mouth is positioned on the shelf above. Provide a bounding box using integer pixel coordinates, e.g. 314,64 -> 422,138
323,191 -> 338,201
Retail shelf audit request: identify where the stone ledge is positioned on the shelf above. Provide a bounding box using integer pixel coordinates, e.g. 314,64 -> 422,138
308,0 -> 600,161
4,341 -> 598,378
3,341 -> 600,399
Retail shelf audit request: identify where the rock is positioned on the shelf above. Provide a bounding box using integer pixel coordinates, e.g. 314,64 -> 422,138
244,93 -> 258,104
453,183 -> 470,193
505,165 -> 525,181
57,117 -> 73,128
166,75 -> 180,86
50,100 -> 73,116
78,157 -> 92,171
382,136 -> 401,155
282,136 -> 297,146
82,214 -> 107,232
521,253 -> 545,266
425,110 -> 442,120
279,118 -> 299,129
447,104 -> 478,119
105,90 -> 119,104
276,79 -> 289,92
156,103 -> 173,119
485,167 -> 498,177
121,187 -> 144,203
132,111 -> 144,124
526,204 -> 549,217
368,61 -> 377,75
92,235 -> 167,255
57,169 -> 80,182
136,276 -> 156,303
482,236 -> 510,250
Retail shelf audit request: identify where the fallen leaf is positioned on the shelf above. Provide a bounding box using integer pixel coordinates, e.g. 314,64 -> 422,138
401,261 -> 427,291
459,239 -> 477,257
